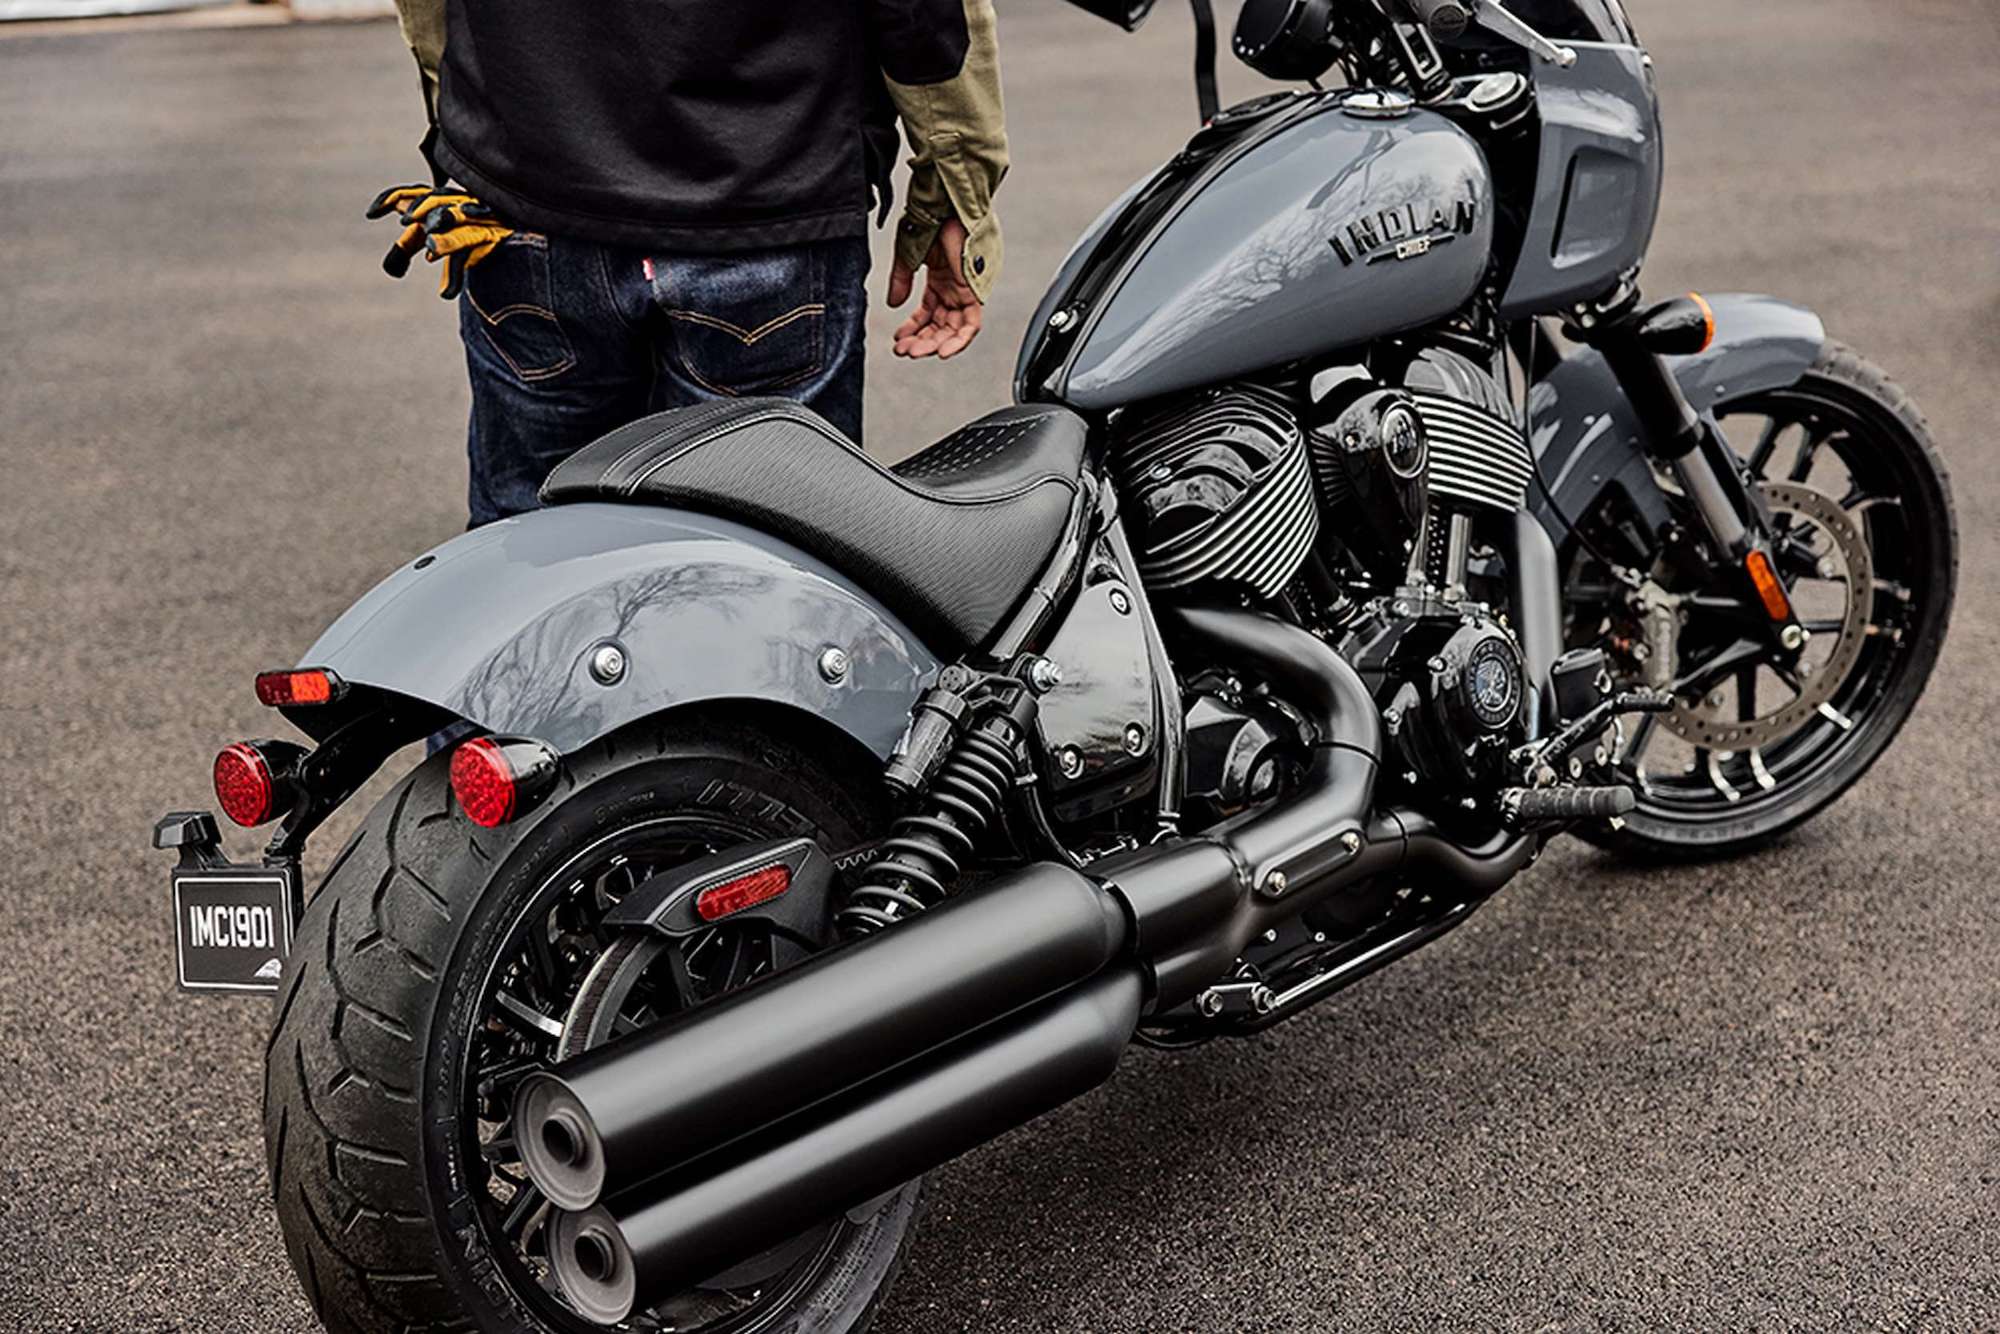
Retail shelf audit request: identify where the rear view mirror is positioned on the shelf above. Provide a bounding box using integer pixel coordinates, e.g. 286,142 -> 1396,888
1061,0 -> 1158,31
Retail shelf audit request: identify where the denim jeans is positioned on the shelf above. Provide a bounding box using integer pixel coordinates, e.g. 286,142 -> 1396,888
457,230 -> 870,527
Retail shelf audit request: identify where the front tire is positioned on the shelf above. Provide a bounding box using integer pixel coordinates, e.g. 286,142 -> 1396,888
1567,342 -> 1956,858
262,716 -> 921,1334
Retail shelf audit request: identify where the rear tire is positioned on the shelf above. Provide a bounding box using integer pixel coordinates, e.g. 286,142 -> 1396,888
262,715 -> 921,1334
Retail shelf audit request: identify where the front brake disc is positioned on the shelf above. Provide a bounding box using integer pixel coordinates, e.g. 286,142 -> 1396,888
1662,480 -> 1873,751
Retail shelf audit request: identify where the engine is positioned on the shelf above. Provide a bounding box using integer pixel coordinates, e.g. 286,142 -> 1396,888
1114,344 -> 1538,802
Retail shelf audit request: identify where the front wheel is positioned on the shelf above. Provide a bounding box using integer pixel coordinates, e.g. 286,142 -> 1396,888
1564,342 -> 1956,858
262,715 -> 921,1334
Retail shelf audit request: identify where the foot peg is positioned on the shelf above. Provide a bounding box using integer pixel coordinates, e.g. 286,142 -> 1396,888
1501,785 -> 1636,827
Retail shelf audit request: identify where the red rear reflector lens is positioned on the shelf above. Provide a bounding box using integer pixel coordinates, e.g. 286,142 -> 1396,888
695,864 -> 792,922
450,738 -> 517,829
1745,549 -> 1793,621
255,669 -> 342,707
214,742 -> 276,827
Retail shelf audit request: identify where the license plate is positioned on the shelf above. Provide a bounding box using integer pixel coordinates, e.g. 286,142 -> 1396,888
172,865 -> 300,993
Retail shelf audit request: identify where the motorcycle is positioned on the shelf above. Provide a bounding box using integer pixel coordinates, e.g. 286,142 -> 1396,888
156,1 -> 1955,1329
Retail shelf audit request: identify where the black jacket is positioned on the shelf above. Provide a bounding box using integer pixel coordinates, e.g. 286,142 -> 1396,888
426,1 -> 975,252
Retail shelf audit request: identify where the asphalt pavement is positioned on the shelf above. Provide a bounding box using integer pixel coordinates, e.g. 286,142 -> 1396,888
3,1 -> 1999,1330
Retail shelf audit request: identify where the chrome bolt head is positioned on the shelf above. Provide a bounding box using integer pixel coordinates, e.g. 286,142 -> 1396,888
818,646 -> 851,684
1263,870 -> 1289,896
1779,624 -> 1808,651
1339,830 -> 1362,856
1122,723 -> 1148,755
1108,588 -> 1132,615
1057,746 -> 1085,779
1048,307 -> 1077,332
588,642 -> 627,685
1025,656 -> 1064,694
1196,989 -> 1224,1018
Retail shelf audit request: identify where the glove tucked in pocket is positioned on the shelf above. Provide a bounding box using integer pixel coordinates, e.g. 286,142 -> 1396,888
366,182 -> 517,299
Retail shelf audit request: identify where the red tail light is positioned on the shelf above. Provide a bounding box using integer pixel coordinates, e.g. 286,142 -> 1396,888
450,736 -> 559,828
694,864 -> 792,922
213,740 -> 305,827
255,668 -> 345,708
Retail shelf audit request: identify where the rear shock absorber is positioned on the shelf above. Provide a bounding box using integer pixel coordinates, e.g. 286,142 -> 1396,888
837,676 -> 1036,936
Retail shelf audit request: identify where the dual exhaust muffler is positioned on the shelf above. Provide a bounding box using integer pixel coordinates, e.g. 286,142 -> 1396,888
519,608 -> 1529,1322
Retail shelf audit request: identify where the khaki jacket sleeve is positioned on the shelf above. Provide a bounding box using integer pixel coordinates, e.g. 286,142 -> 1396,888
394,0 -> 448,115
883,0 -> 1009,303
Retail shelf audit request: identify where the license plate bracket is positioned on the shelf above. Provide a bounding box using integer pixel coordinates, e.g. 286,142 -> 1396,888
160,812 -> 302,994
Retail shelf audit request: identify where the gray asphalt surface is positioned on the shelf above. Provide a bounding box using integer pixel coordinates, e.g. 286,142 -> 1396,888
3,1 -> 1998,1330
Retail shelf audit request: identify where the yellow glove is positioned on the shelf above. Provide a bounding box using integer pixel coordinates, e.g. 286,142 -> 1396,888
366,183 -> 516,299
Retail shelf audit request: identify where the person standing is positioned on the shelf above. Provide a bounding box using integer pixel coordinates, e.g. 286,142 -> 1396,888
373,0 -> 1009,526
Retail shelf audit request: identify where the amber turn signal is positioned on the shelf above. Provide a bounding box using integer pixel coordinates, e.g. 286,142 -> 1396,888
1744,548 -> 1793,622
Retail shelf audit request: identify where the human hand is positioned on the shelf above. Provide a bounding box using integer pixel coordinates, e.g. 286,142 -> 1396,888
887,217 -> 984,360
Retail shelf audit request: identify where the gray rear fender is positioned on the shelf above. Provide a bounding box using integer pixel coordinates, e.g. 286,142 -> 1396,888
1527,292 -> 1826,549
297,502 -> 942,758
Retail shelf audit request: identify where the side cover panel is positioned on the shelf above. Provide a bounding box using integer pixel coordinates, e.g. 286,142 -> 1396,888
300,504 -> 941,756
1527,293 -> 1827,547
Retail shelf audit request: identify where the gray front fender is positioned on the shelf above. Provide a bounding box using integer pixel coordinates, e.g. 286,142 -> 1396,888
1527,292 -> 1826,545
300,503 -> 942,756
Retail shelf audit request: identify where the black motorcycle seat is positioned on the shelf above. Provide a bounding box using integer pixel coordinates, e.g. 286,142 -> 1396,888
540,397 -> 1089,650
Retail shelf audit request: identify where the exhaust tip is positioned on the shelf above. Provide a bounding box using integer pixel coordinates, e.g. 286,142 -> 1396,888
514,1073 -> 607,1212
550,1205 -> 638,1326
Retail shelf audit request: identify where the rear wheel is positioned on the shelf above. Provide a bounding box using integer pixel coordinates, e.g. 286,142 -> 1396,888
1564,343 -> 1955,857
262,716 -> 921,1334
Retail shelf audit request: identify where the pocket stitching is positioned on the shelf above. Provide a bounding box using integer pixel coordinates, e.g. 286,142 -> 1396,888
666,303 -> 826,346
465,238 -> 576,383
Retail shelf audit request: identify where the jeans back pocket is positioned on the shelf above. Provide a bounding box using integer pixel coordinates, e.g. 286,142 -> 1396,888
653,247 -> 825,397
464,233 -> 577,383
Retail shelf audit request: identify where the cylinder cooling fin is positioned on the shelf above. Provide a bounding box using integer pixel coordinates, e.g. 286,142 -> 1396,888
1111,384 -> 1320,600
1402,347 -> 1534,514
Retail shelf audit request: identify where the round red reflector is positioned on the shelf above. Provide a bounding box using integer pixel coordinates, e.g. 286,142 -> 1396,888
213,743 -> 276,827
451,738 -> 517,828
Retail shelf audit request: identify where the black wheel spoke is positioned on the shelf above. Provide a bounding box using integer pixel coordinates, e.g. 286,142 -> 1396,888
1787,425 -> 1829,482
1736,667 -> 1758,723
502,1182 -> 546,1239
493,990 -> 565,1043
1746,416 -> 1784,477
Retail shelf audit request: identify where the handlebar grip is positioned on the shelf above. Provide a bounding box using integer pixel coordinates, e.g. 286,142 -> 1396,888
1398,0 -> 1472,39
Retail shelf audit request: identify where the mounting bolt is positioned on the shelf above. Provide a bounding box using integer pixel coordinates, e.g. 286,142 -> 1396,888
1057,746 -> 1085,779
1025,656 -> 1063,694
1048,307 -> 1078,332
1262,870 -> 1289,897
1123,723 -> 1148,755
817,647 -> 851,684
588,642 -> 628,685
1779,624 -> 1807,651
1108,588 -> 1133,615
1339,830 -> 1363,856
1196,989 -> 1224,1017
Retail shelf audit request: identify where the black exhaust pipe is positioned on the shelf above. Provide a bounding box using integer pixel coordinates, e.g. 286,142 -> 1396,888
548,968 -> 1145,1324
519,607 -> 1536,1323
515,862 -> 1127,1211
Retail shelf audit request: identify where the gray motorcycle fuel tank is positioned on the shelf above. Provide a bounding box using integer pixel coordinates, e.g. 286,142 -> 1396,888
1018,92 -> 1494,411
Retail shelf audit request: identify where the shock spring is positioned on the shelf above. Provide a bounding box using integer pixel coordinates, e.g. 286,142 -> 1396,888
837,724 -> 1021,936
